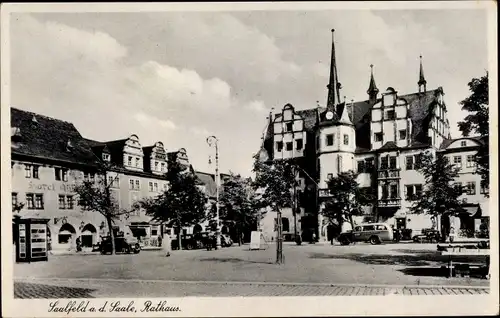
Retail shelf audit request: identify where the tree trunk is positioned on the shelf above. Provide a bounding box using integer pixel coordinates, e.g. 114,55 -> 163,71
237,226 -> 241,246
348,212 -> 355,231
106,216 -> 115,255
177,226 -> 182,251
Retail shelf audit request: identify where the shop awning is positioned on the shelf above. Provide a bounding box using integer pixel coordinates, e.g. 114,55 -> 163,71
129,227 -> 147,237
459,204 -> 481,217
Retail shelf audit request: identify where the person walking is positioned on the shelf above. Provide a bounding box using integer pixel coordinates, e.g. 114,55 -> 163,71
162,233 -> 171,257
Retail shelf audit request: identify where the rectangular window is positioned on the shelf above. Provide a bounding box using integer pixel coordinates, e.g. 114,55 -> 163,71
286,122 -> 293,132
286,142 -> 293,151
365,158 -> 374,172
415,184 -> 423,198
296,139 -> 303,150
102,153 -> 111,161
357,161 -> 365,173
480,183 -> 488,194
454,182 -> 463,192
282,217 -> 290,232
389,156 -> 397,169
135,180 -> 140,190
26,193 -> 34,209
326,134 -> 334,146
380,157 -> 388,170
386,110 -> 395,120
32,166 -> 39,179
154,162 -> 159,171
405,185 -> 414,200
276,141 -> 283,152
128,156 -> 133,166
12,192 -> 18,207
135,157 -> 140,167
466,155 -> 475,168
390,184 -> 398,198
55,168 -> 61,181
66,195 -> 74,209
34,194 -> 44,209
343,134 -> 349,145
154,183 -> 158,192
406,156 -> 414,170
461,141 -> 467,147
466,182 -> 476,195
161,162 -> 166,172
61,169 -> 68,182
381,185 -> 389,199
453,156 -> 462,168
25,165 -> 32,178
374,132 -> 383,142
399,130 -> 407,140
163,183 -> 168,191
129,179 -> 134,190
58,195 -> 66,209
149,182 -> 154,192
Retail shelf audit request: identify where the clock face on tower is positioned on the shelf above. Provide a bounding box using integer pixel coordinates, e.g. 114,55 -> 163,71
326,111 -> 334,120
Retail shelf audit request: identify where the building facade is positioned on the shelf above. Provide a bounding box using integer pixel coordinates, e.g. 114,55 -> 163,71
11,107 -> 223,253
257,30 -> 489,242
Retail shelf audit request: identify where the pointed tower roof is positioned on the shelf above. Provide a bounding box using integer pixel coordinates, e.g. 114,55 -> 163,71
326,29 -> 342,112
418,55 -> 427,87
367,64 -> 379,95
338,105 -> 353,125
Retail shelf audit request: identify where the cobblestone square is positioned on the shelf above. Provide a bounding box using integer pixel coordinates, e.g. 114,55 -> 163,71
14,243 -> 490,297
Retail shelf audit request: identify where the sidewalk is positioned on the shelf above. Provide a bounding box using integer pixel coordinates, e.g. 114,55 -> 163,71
14,278 -> 490,298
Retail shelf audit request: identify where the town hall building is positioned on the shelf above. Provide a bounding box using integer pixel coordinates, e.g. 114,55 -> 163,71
257,30 -> 489,243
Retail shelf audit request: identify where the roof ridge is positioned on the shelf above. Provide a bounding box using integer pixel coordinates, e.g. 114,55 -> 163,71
11,107 -> 76,126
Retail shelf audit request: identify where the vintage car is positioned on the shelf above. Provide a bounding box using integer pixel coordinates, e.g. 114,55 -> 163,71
337,223 -> 394,245
99,236 -> 141,254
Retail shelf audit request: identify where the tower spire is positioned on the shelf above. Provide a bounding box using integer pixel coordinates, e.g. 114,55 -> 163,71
326,29 -> 342,112
367,64 -> 379,102
418,55 -> 427,93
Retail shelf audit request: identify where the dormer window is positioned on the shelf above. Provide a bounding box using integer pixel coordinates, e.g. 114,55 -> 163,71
135,157 -> 140,167
154,162 -> 159,171
66,139 -> 74,152
161,162 -> 166,172
11,127 -> 22,140
127,156 -> 132,166
102,153 -> 110,162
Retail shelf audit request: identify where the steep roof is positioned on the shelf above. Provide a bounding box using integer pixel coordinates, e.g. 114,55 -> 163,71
195,171 -> 218,198
10,108 -> 97,166
439,136 -> 485,149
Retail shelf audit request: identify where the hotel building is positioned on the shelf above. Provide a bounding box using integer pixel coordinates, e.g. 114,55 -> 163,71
11,107 -> 223,252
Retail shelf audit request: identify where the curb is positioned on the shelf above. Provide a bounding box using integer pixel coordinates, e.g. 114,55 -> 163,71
15,277 -> 490,290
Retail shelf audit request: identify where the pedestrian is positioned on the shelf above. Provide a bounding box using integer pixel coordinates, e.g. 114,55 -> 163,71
157,235 -> 162,248
162,234 -> 171,257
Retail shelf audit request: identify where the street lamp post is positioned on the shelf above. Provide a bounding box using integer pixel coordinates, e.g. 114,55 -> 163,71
207,136 -> 222,250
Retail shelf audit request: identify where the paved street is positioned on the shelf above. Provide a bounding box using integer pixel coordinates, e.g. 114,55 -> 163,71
14,243 -> 490,298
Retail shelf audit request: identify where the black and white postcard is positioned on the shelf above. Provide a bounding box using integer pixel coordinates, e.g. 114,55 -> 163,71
1,1 -> 498,317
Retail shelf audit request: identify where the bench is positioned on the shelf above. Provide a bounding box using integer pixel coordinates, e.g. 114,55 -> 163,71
438,244 -> 490,279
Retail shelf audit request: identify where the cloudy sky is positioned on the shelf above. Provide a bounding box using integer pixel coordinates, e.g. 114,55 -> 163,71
9,8 -> 488,177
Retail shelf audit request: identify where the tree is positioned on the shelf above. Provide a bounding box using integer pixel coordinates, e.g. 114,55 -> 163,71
457,72 -> 489,197
217,173 -> 260,246
410,151 -> 464,240
321,171 -> 374,233
75,164 -> 127,255
252,154 -> 295,264
134,160 -> 208,250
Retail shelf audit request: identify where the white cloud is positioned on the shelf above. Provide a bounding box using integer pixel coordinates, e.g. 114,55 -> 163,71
245,100 -> 268,113
134,112 -> 177,130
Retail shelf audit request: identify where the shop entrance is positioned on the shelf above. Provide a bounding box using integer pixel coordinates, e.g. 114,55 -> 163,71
81,224 -> 97,248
